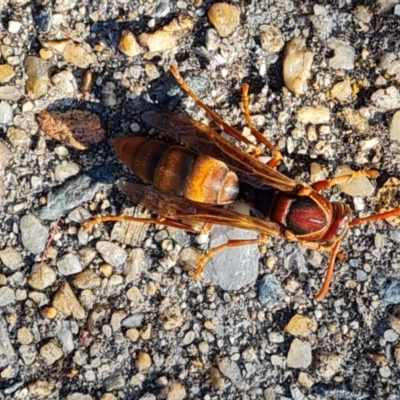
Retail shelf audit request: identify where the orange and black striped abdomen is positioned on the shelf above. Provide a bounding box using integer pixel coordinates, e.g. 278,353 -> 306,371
114,137 -> 239,205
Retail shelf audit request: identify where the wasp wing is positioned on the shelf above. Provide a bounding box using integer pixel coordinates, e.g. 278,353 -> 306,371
142,111 -> 299,193
119,181 -> 284,238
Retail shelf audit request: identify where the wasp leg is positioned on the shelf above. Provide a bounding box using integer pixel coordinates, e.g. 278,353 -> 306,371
83,215 -> 206,233
193,234 -> 267,278
313,240 -> 341,301
350,207 -> 400,227
169,66 -> 282,166
40,215 -> 61,267
241,83 -> 282,168
311,170 -> 378,191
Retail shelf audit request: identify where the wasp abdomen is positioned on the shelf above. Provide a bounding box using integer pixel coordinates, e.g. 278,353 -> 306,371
114,137 -> 239,205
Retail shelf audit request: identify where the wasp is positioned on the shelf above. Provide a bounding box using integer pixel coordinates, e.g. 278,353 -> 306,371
84,66 -> 400,300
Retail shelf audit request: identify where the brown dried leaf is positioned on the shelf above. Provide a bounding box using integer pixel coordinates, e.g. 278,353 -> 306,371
37,110 -> 105,150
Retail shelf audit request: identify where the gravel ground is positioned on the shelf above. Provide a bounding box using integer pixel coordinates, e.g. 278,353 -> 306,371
2,1 -> 400,399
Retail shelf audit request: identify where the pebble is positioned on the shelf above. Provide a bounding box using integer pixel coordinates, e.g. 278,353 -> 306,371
379,366 -> 391,378
100,395 -> 117,400
328,41 -> 355,70
354,5 -> 373,23
269,332 -> 284,343
37,110 -> 105,151
20,214 -> 49,254
339,107 -> 368,133
28,380 -> 54,397
7,127 -> 30,149
258,274 -> 284,308
384,329 -> 399,342
0,64 -> 15,83
54,162 -> 80,181
287,339 -> 312,369
283,37 -> 314,95
65,394 -> 93,400
335,165 -> 375,197
125,248 -> 147,283
0,101 -> 13,125
57,324 -> 74,353
297,105 -> 330,125
19,344 -> 36,366
8,21 -> 21,33
72,269 -> 101,289
371,86 -> 400,112
167,382 -> 186,400
135,351 -> 152,371
331,77 -> 353,101
0,246 -> 22,271
118,30 -> 142,57
52,70 -> 78,94
318,354 -> 342,379
33,6 -> 52,33
208,3 -> 240,38
126,328 -> 140,342
204,223 -> 259,290
183,330 -> 195,345
126,286 -> 144,305
28,264 -> 56,290
122,313 -> 144,328
96,241 -> 127,267
24,56 -> 49,99
390,110 -> 400,141
285,314 -> 318,337
0,286 -> 15,307
53,282 -> 85,320
40,340 -> 64,365
0,85 -> 21,101
17,327 -> 33,345
259,25 -> 284,54
57,254 -> 83,276
138,14 -> 194,52
39,164 -> 118,220
217,357 -> 245,389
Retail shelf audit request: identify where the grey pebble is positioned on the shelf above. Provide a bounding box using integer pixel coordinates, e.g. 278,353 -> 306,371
20,214 -> 49,254
287,338 -> 312,369
258,274 -> 284,308
57,254 -> 83,276
122,313 -> 145,328
381,279 -> 400,305
0,286 -> 15,306
217,356 -> 246,390
0,316 -> 16,368
96,241 -> 127,267
19,344 -> 37,366
0,101 -> 13,125
104,373 -> 125,391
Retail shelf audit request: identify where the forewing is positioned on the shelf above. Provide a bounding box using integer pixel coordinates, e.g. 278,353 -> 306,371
119,180 -> 284,237
142,111 -> 298,193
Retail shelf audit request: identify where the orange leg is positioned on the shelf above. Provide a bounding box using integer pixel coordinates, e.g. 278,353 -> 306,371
312,170 -> 378,191
193,234 -> 267,278
83,215 -> 207,234
241,83 -> 282,168
40,215 -> 61,266
313,240 -> 341,301
169,66 -> 282,167
350,207 -> 400,227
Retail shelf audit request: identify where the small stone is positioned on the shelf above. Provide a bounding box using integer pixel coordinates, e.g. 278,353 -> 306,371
144,63 -> 160,81
65,394 -> 93,400
138,14 -> 194,52
100,395 -> 117,400
135,351 -> 152,371
20,214 -> 49,254
167,382 -> 186,400
57,254 -> 83,276
298,371 -> 314,388
354,5 -> 373,23
217,357 -> 245,389
126,328 -> 140,342
7,127 -> 30,149
28,264 -> 57,290
183,330 -> 195,345
0,64 -> 15,83
0,287 -> 15,307
52,70 -> 78,94
0,101 -> 13,125
318,354 -> 342,379
371,86 -> 400,112
37,110 -> 105,150
72,269 -> 101,289
335,165 -> 375,197
19,344 -> 37,365
126,286 -> 144,305
285,314 -> 318,338
96,241 -> 127,267
328,41 -> 355,70
0,85 -> 21,101
24,56 -> 49,99
380,366 -> 391,378
122,313 -> 145,328
297,105 -> 330,125
17,327 -> 33,345
208,3 -> 240,38
283,37 -> 314,95
62,42 -> 96,69
331,77 -> 353,101
111,310 -> 127,333
124,248 -> 147,283
259,25 -> 284,54
269,332 -> 284,343
54,162 -> 80,181
118,30 -> 142,57
258,274 -> 284,308
53,282 -> 85,320
34,6 -> 52,33
28,380 -> 54,397
8,21 -> 21,33
339,108 -> 368,133
0,247 -> 22,271
287,339 -> 312,369
40,340 -> 63,365
390,110 -> 400,141
384,329 -> 399,342
210,367 -> 224,390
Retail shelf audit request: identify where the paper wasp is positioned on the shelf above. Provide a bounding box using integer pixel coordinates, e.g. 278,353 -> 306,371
84,65 -> 400,300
